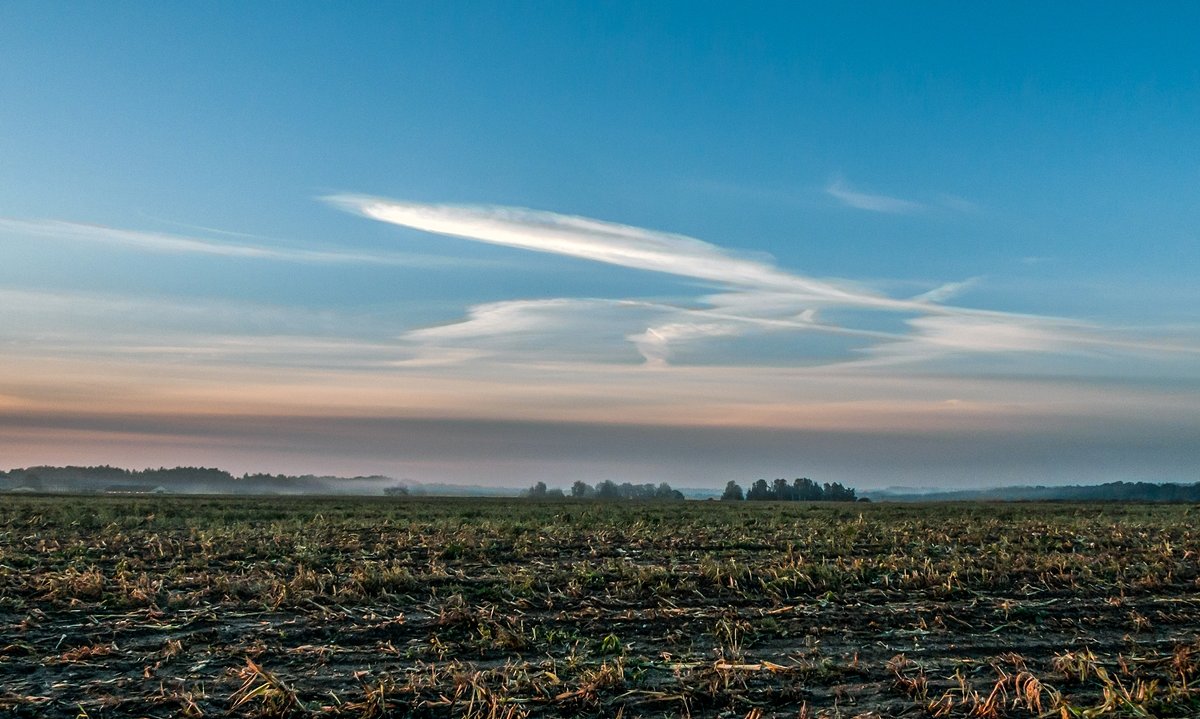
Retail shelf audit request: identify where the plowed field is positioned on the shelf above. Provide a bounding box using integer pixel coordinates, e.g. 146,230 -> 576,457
1,496 -> 1198,718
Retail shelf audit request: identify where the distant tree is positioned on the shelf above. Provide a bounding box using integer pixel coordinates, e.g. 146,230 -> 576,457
822,481 -> 856,502
746,479 -> 772,501
571,480 -> 594,498
721,481 -> 744,501
13,471 -> 43,491
383,486 -> 409,497
793,477 -> 821,501
773,478 -> 794,501
546,487 -> 565,499
523,481 -> 548,499
596,480 -> 619,500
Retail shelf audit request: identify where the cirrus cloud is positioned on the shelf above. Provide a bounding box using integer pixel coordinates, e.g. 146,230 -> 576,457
328,194 -> 1200,370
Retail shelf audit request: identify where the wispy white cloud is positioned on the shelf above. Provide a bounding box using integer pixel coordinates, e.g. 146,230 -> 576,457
400,294 -> 899,367
826,178 -> 924,214
326,194 -> 902,308
0,217 -> 488,268
404,298 -> 661,363
627,321 -> 744,368
851,314 -> 1200,370
329,194 -> 1200,371
0,288 -> 416,374
911,277 -> 979,303
857,315 -> 1072,365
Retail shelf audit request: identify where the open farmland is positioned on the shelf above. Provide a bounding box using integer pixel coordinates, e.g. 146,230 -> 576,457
1,496 -> 1198,718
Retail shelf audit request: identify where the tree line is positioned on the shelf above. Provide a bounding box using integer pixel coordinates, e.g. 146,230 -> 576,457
871,480 -> 1200,503
720,477 -> 861,502
0,465 -> 399,496
522,480 -> 685,501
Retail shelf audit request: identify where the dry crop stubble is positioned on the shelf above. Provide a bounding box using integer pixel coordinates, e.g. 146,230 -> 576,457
0,495 -> 1197,717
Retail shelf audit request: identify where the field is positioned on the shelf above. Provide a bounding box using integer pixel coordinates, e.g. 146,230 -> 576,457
1,496 -> 1198,718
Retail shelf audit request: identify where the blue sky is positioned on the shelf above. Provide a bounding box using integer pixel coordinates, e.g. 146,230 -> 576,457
1,3 -> 1197,487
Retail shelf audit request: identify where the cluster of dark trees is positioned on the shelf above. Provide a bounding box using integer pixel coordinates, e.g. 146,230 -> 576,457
720,477 -> 861,502
522,480 -> 685,501
2,465 -> 234,491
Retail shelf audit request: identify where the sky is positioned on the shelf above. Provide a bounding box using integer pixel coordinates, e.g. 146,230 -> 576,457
1,2 -> 1198,489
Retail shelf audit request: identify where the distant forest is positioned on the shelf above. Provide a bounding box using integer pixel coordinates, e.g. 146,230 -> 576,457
521,480 -> 686,501
866,481 -> 1200,503
0,465 -> 427,497
719,478 -> 861,502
